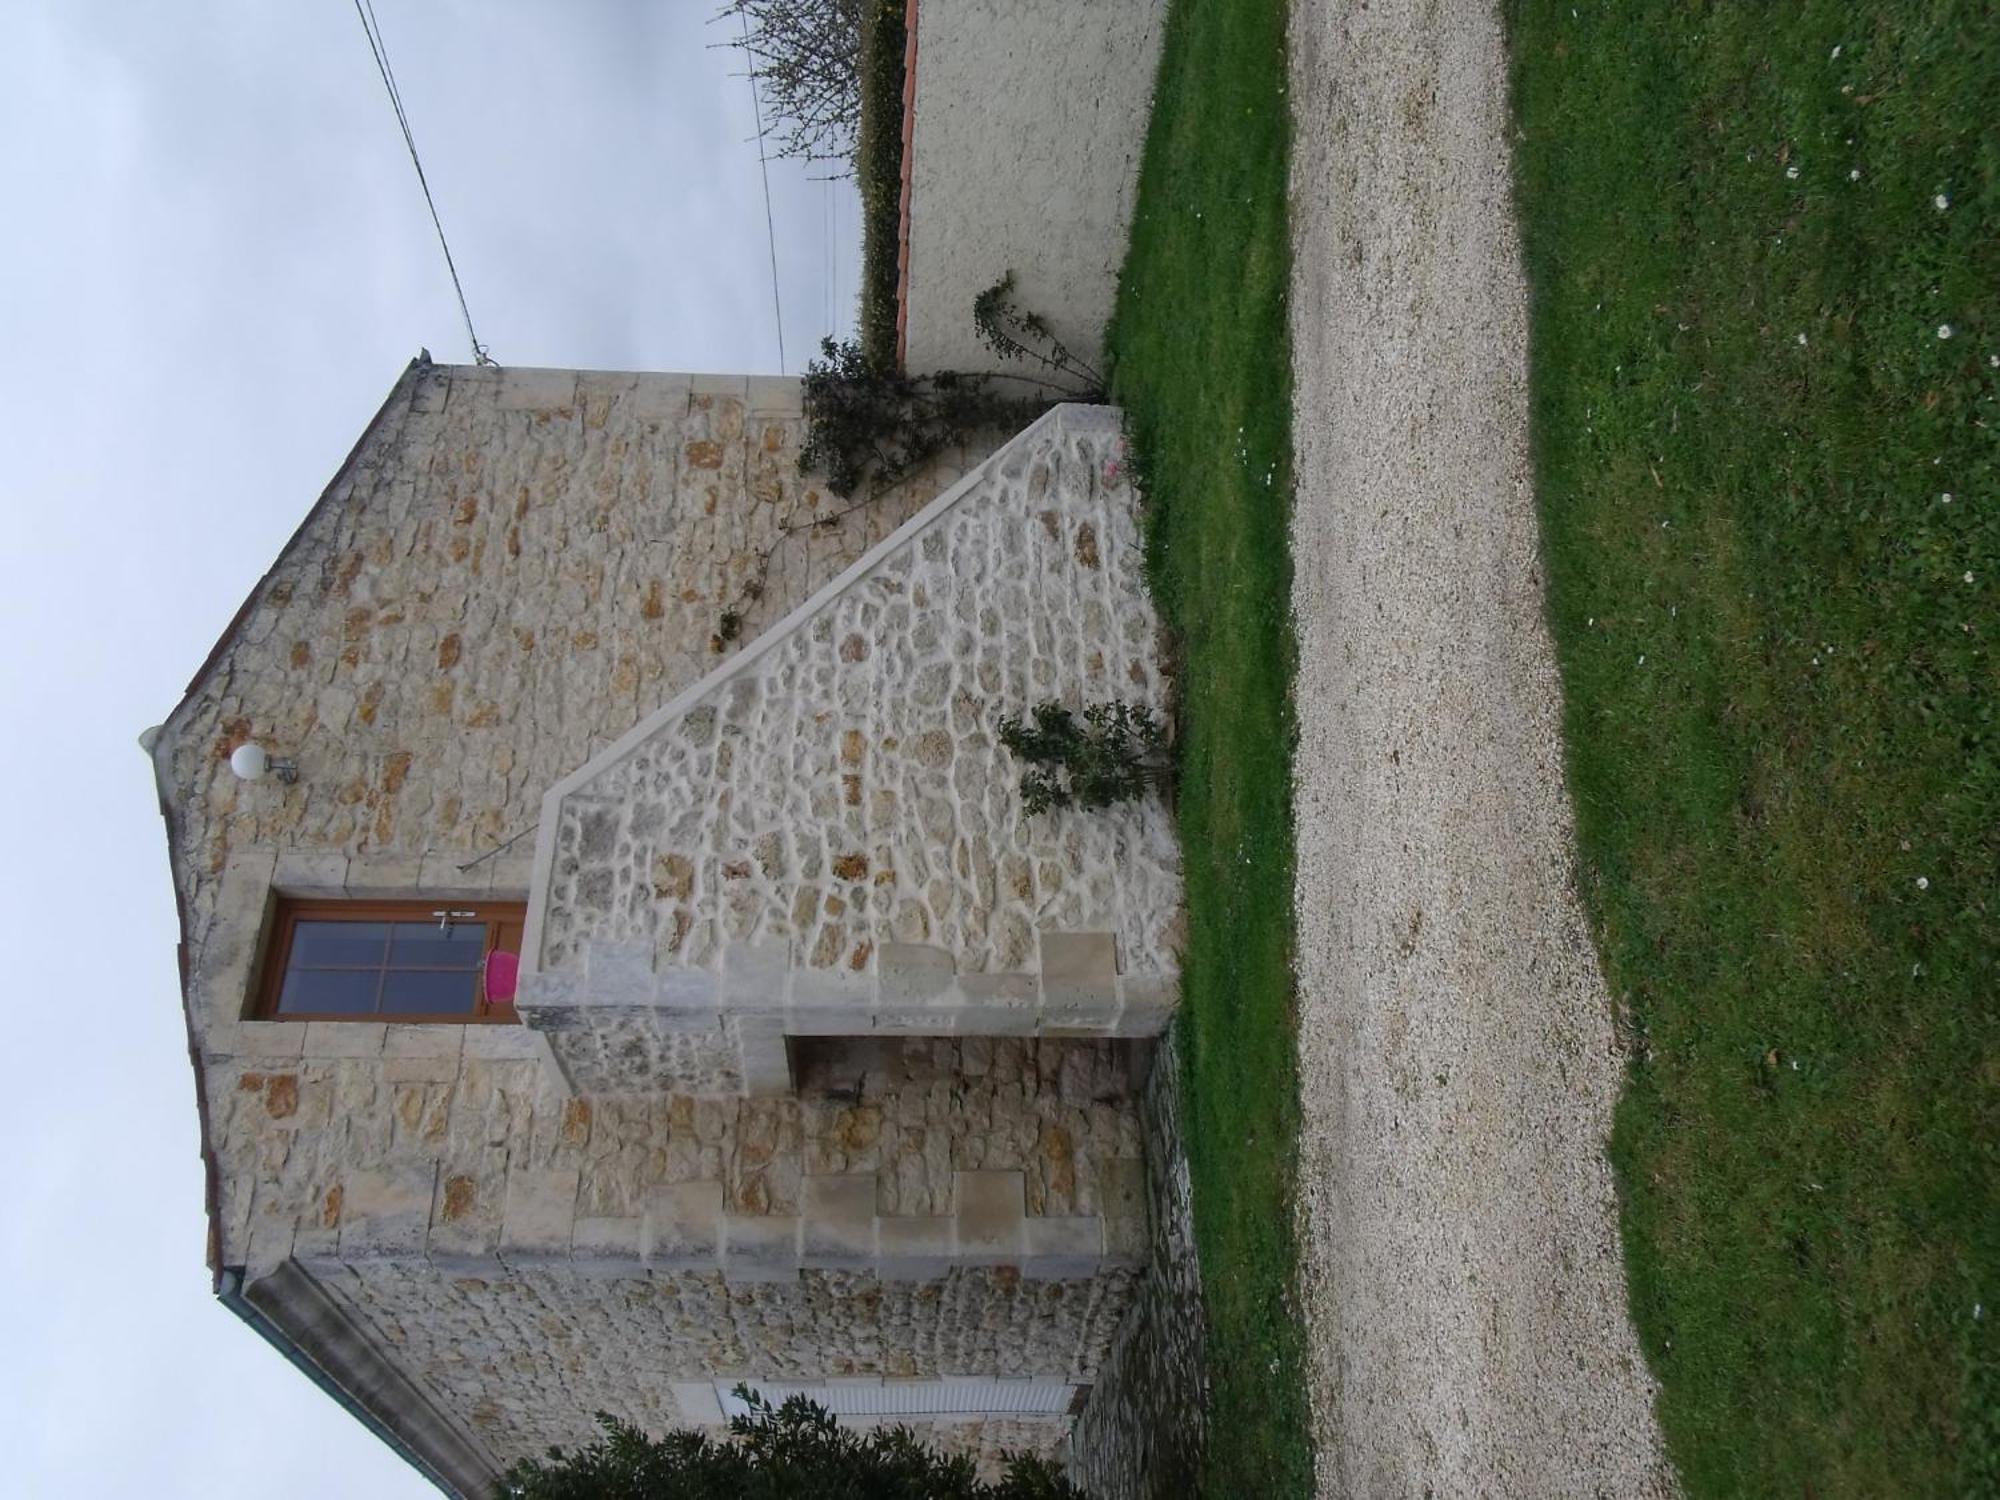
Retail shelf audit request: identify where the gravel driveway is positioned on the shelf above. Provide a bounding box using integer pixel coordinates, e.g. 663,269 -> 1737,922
1285,2 -> 1679,1495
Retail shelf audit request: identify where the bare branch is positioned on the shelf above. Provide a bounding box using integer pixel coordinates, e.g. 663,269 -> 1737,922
713,0 -> 866,164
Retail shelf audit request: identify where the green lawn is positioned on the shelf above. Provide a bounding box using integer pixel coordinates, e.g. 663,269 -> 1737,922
1505,3 -> 1999,1494
1106,0 -> 1309,1494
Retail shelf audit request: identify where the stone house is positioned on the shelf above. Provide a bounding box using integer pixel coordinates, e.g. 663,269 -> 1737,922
146,357 -> 1180,1494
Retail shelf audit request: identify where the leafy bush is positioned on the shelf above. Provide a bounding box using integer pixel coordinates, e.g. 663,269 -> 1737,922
496,1390 -> 1086,1500
998,701 -> 1170,815
799,337 -> 1037,498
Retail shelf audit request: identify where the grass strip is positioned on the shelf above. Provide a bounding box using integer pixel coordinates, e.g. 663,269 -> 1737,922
1107,0 -> 1310,1494
1505,3 -> 1998,1494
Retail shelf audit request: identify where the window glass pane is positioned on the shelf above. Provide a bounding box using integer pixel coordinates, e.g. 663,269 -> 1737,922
388,922 -> 487,969
380,967 -> 481,1015
289,921 -> 390,968
278,968 -> 379,1016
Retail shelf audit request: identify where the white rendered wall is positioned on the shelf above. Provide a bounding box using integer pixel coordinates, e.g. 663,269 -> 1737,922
901,0 -> 1167,378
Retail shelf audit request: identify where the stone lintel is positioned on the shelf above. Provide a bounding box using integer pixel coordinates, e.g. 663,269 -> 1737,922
271,851 -> 350,894
341,853 -> 426,896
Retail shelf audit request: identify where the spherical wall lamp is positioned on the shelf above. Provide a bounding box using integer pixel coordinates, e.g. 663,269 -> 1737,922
229,741 -> 299,785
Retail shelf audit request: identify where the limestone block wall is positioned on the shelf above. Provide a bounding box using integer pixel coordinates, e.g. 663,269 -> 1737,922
149,359 -> 1173,1484
156,360 -> 963,974
525,406 -> 1181,1096
901,0 -> 1167,378
307,1258 -> 1133,1470
153,358 -> 970,1277
204,1032 -> 1146,1474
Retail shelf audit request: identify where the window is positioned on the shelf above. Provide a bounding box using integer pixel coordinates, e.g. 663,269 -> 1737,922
254,899 -> 526,1023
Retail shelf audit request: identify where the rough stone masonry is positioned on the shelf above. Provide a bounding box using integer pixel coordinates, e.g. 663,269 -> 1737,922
149,358 -> 1178,1489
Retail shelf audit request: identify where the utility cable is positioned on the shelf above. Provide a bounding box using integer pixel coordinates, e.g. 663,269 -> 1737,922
739,7 -> 786,373
352,0 -> 495,366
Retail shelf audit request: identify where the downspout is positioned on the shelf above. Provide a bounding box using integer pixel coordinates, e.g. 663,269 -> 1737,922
216,1267 -> 470,1500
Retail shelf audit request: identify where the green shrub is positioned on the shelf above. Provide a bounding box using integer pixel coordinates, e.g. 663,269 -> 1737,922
496,1390 -> 1086,1499
998,701 -> 1170,815
799,337 -> 1040,499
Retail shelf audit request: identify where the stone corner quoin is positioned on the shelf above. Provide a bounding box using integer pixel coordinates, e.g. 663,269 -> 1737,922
147,358 -> 1181,1488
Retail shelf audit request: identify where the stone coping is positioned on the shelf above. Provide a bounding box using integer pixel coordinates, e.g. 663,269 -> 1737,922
304,1168 -> 1144,1286
525,933 -> 1172,1037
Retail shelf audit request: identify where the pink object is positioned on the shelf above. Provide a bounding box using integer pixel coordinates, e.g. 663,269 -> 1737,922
483,950 -> 520,1004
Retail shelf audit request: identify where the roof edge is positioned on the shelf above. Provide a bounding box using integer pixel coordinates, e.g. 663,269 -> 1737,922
150,353 -> 429,1287
167,354 -> 430,721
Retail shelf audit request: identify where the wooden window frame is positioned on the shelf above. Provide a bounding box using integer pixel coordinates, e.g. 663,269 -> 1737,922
253,897 -> 526,1024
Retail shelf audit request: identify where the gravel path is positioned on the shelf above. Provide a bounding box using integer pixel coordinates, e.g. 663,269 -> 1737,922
1285,3 -> 1678,1495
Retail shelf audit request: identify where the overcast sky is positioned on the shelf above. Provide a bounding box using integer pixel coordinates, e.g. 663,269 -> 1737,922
0,4 -> 858,1494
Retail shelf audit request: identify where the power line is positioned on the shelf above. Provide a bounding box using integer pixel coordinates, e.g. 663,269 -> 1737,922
352,0 -> 494,366
739,7 -> 786,373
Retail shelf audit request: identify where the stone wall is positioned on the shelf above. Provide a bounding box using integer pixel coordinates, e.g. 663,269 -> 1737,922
525,406 -> 1181,1096
1068,1028 -> 1209,1498
203,1030 -> 1144,1474
202,1028 -> 1147,1274
148,363 -> 1161,1488
902,0 -> 1167,377
153,359 -> 972,1273
308,1257 -> 1134,1471
156,361 -> 963,980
